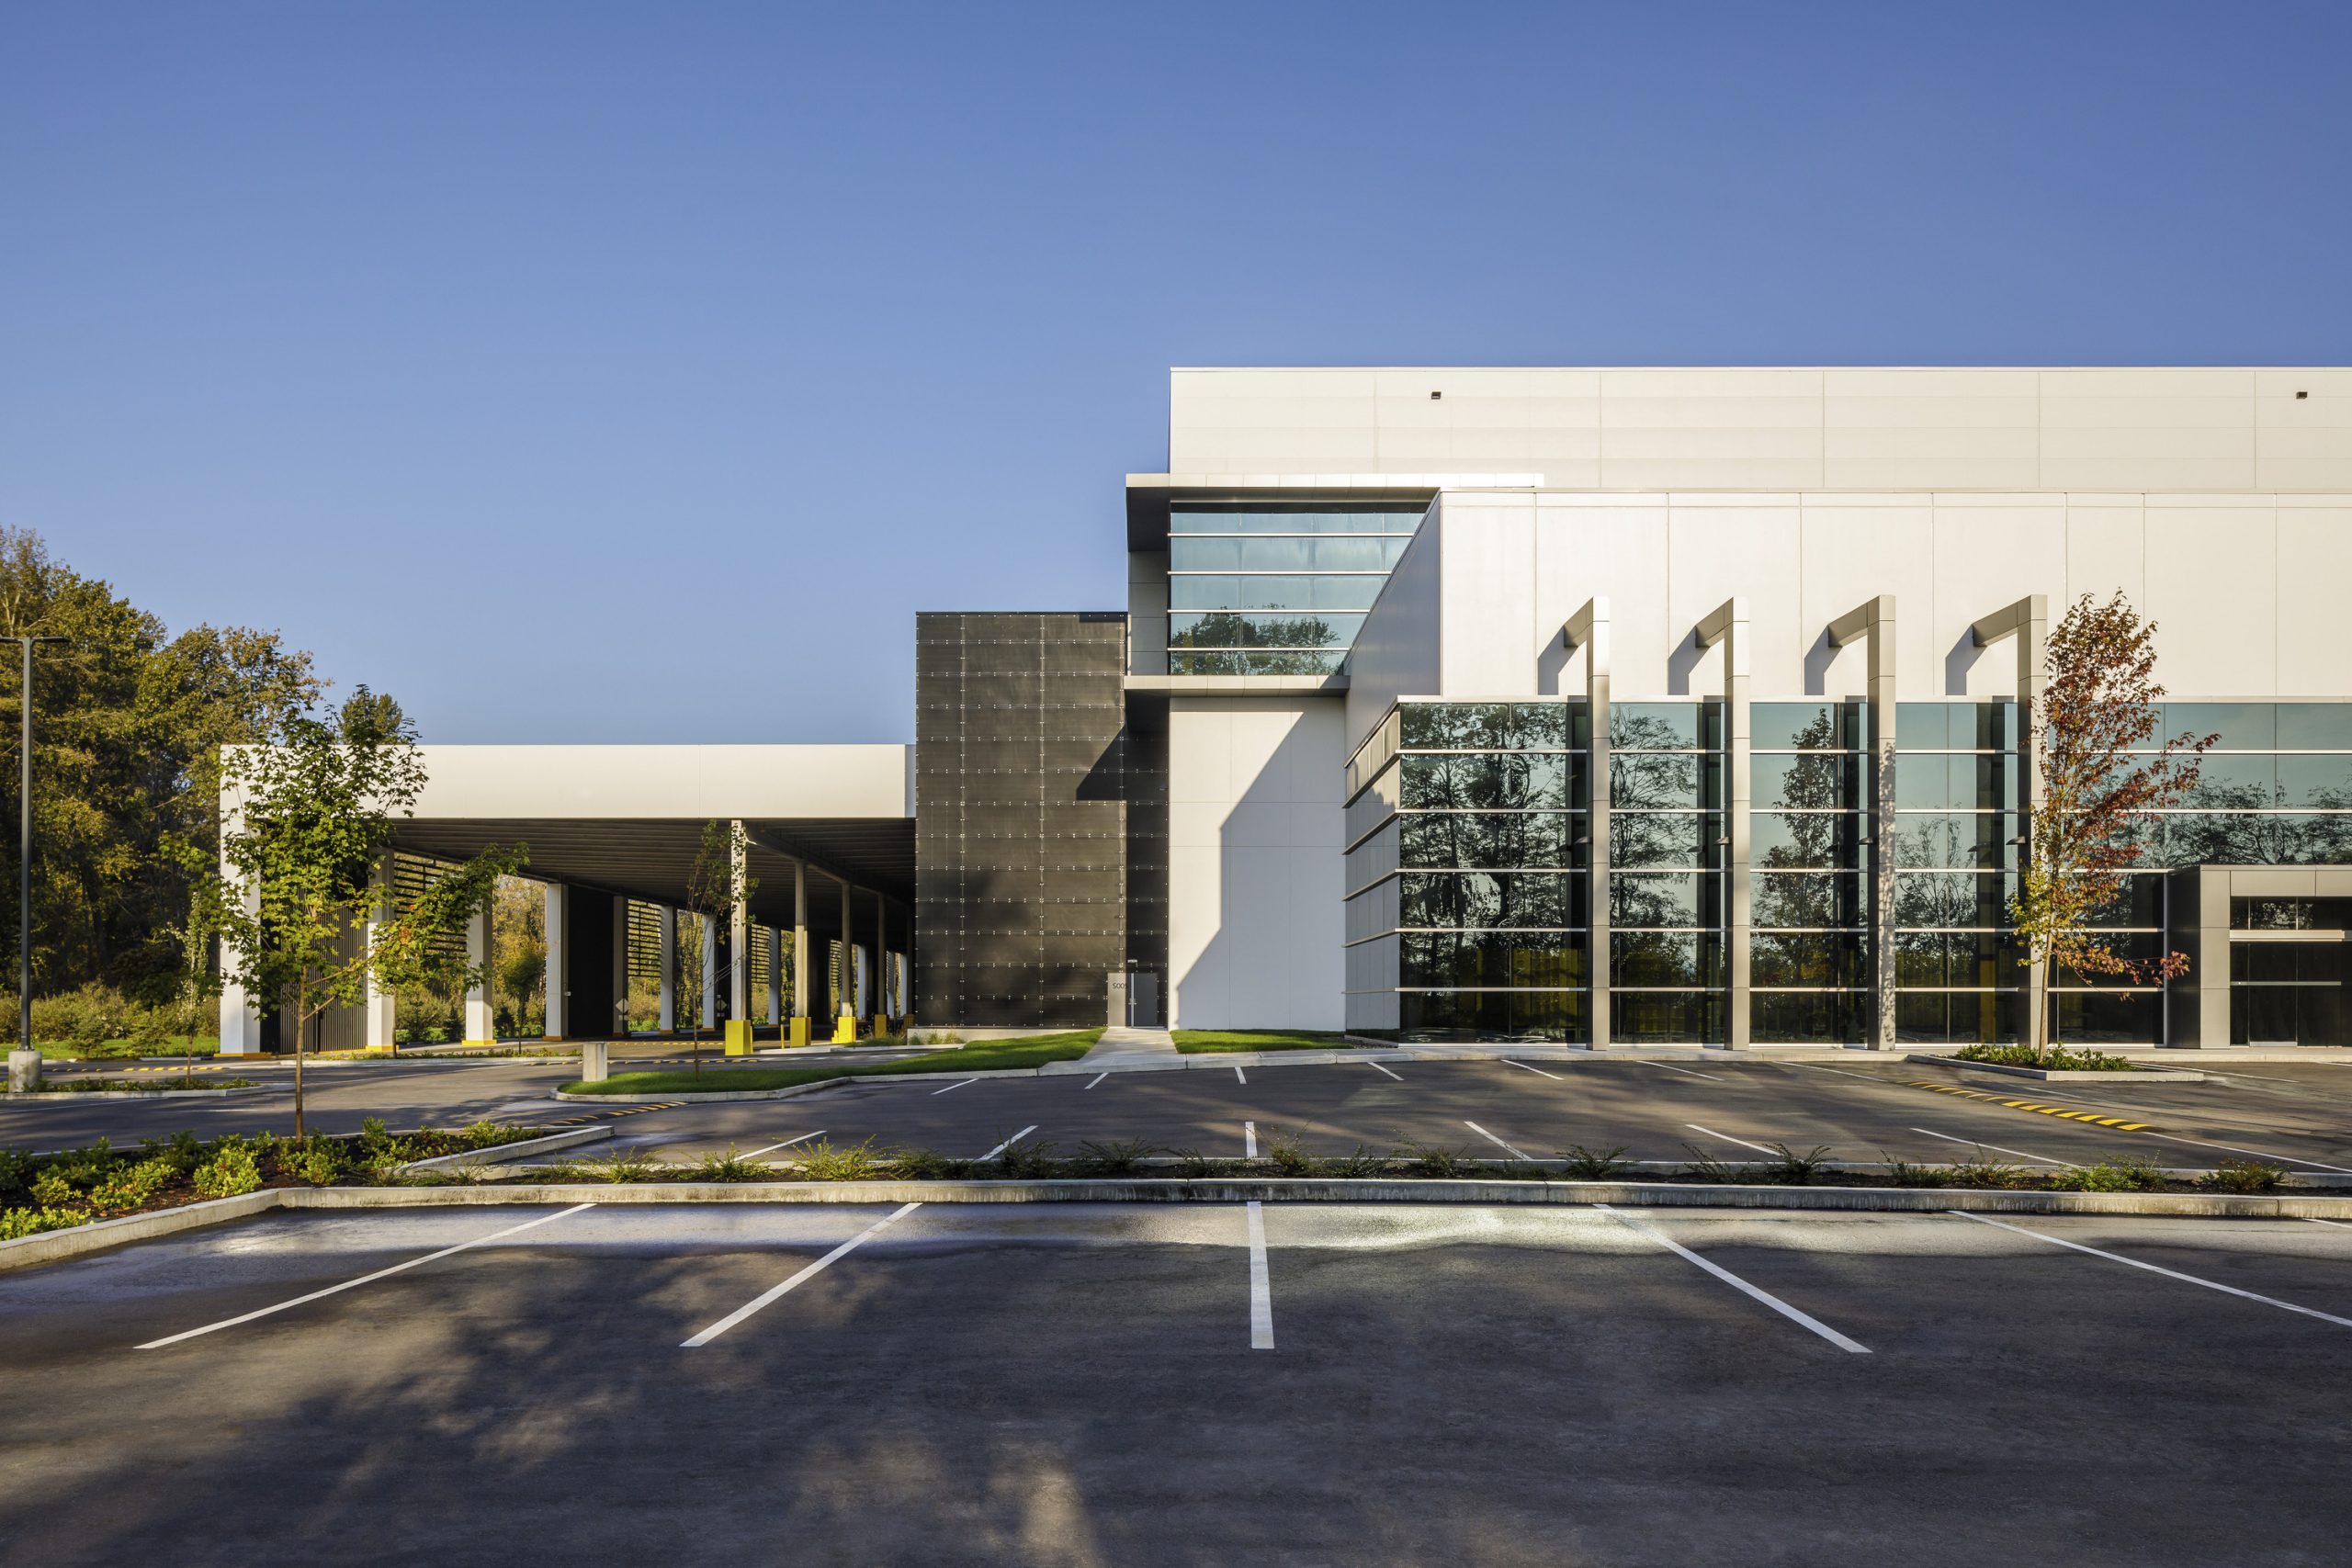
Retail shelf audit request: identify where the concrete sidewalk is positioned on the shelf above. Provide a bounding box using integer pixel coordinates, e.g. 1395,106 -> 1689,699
1074,1027 -> 1180,1068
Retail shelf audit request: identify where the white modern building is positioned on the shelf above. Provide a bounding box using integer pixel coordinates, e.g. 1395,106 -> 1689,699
232,368 -> 2352,1053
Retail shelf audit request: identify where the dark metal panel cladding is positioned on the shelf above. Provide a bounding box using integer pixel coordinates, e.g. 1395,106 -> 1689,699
915,611 -> 1160,1028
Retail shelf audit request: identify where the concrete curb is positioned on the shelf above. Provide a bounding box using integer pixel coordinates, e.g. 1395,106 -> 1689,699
553,1077 -> 854,1105
0,1189 -> 282,1272
1914,1054 -> 2207,1082
3,1084 -> 275,1101
8,1176 -> 2351,1275
397,1125 -> 612,1172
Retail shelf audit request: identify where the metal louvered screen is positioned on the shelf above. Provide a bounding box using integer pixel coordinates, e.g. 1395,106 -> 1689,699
914,611 -> 1160,1029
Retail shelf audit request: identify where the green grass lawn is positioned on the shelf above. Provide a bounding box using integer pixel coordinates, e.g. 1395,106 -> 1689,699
560,1029 -> 1103,1095
1171,1029 -> 1354,1054
33,1037 -> 220,1062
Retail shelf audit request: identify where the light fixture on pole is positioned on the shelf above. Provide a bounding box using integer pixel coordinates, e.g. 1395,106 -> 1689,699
9,635 -> 68,1093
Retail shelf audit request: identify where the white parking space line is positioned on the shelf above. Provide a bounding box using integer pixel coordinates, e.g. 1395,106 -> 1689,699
1595,1205 -> 1869,1353
1949,1211 -> 2352,1327
1244,1121 -> 1258,1158
931,1077 -> 979,1096
977,1126 -> 1038,1161
1685,1122 -> 1781,1157
1085,1073 -> 1108,1089
1787,1062 -> 1893,1084
1464,1120 -> 1530,1160
1246,1201 -> 1274,1350
681,1203 -> 922,1348
1641,1061 -> 1727,1081
2127,1128 -> 2352,1175
1500,1058 -> 1561,1080
1234,1066 -> 1248,1085
1909,1126 -> 2076,1168
1365,1060 -> 1404,1081
138,1204 -> 595,1350
741,1131 -> 825,1161
2306,1217 -> 2351,1230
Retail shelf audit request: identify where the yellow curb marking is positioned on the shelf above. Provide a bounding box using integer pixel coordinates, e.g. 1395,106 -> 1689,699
1910,1080 -> 2151,1132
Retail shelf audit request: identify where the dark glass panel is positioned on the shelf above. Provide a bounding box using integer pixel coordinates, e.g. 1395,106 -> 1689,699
1610,872 -> 1718,929
1751,990 -> 1857,1043
2185,754 -> 2278,809
2276,755 -> 2352,809
1752,810 -> 1857,869
1611,931 -> 1724,987
1754,751 -> 1861,810
1399,812 -> 1576,870
1750,932 -> 1860,987
1894,872 -> 2016,929
1397,872 -> 1585,930
2166,703 -> 2275,751
1894,813 -> 2018,870
1895,704 -> 1955,750
1752,702 -> 1860,751
1752,872 -> 1860,929
1611,811 -> 1721,868
1611,990 -> 1723,1044
1612,750 -> 1717,808
1399,703 -> 1510,750
1894,931 -> 1948,987
1611,703 -> 1712,750
2049,989 -> 2162,1044
2278,705 -> 2352,750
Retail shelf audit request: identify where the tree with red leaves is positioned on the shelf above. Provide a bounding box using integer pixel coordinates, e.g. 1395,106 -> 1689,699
2013,592 -> 2211,1062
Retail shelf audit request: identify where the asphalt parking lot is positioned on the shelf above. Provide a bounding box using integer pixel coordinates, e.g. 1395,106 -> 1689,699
575,1056 -> 2352,1178
3,1201 -> 2347,1566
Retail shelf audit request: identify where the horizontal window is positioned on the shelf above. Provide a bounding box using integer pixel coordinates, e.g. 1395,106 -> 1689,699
1752,702 -> 1866,752
1894,753 -> 2020,811
1170,508 -> 1422,536
1752,809 -> 1859,870
1169,612 -> 1363,649
1751,990 -> 1861,1043
1611,872 -> 1719,929
1612,752 -> 1720,809
2050,989 -> 2163,1045
1611,703 -> 1721,750
1401,931 -> 1587,989
2158,814 -> 2352,867
1753,752 -> 1866,810
1399,702 -> 1582,751
1400,812 -> 1578,870
1896,931 -> 2021,988
1895,702 -> 2016,750
1399,988 -> 1588,1044
1169,536 -> 1411,573
2232,942 -> 2351,986
1611,811 -> 1722,869
1169,575 -> 1387,613
1894,813 -> 2019,870
1401,753 -> 1578,811
1752,932 -> 1863,987
1167,649 -> 1344,676
1895,989 -> 2019,1046
1753,871 -> 1862,929
2233,896 -> 2352,931
1895,872 -> 2020,930
1399,871 -> 1589,930
1611,990 -> 1723,1044
1611,931 -> 1724,987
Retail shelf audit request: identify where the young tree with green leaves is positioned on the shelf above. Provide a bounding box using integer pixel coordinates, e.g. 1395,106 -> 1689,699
681,819 -> 755,1077
2011,592 -> 2211,1062
176,691 -> 525,1134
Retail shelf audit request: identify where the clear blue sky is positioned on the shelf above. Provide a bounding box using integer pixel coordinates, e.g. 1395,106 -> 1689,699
6,2 -> 2348,743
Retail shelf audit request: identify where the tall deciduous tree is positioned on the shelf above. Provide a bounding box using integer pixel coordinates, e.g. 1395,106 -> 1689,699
178,694 -> 525,1134
2012,592 -> 2211,1062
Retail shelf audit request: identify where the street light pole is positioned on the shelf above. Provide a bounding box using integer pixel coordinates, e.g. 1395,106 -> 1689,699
9,635 -> 67,1093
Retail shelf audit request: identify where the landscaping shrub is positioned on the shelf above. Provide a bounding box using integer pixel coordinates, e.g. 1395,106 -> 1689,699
0,1146 -> 33,1198
1951,1043 -> 2137,1072
30,1169 -> 81,1208
1558,1145 -> 1632,1181
1072,1139 -> 1156,1177
2201,1159 -> 2287,1194
1939,1156 -> 2025,1190
1400,1142 -> 1474,1179
1767,1144 -> 1836,1186
888,1147 -> 967,1179
689,1145 -> 765,1182
1679,1146 -> 1744,1183
2050,1156 -> 2166,1193
1257,1130 -> 1318,1178
1324,1145 -> 1390,1179
1170,1147 -> 1222,1179
583,1146 -> 660,1183
794,1137 -> 888,1182
191,1143 -> 262,1199
996,1134 -> 1060,1179
87,1158 -> 175,1216
0,1206 -> 85,1241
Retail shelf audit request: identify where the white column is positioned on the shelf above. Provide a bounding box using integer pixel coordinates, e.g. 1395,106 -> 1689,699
766,929 -> 782,1025
216,787 -> 263,1055
362,855 -> 397,1049
729,821 -> 750,1027
1832,595 -> 1899,1050
1697,598 -> 1750,1050
541,883 -> 567,1040
1566,599 -> 1611,1051
465,896 -> 496,1043
700,912 -> 718,1029
657,906 -> 677,1031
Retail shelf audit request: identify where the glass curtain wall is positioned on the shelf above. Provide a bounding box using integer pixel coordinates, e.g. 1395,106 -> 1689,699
1167,505 -> 1421,675
1610,703 -> 1724,1043
1749,702 -> 1868,1042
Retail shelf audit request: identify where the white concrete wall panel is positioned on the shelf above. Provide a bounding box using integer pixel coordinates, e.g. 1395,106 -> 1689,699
2277,505 -> 2352,695
1170,367 -> 2352,494
1343,511 -> 1444,752
2062,503 -> 2148,610
1795,498 -> 1939,699
1532,496 -> 1674,698
2143,502 -> 2278,696
1663,501 -> 1804,696
403,745 -> 910,820
1929,498 -> 2068,697
1166,696 -> 1344,1031
1434,493 -> 1542,698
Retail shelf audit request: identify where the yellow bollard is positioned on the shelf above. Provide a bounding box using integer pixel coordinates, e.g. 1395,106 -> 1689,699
831,1013 -> 857,1044
724,1020 -> 754,1055
786,1016 -> 811,1046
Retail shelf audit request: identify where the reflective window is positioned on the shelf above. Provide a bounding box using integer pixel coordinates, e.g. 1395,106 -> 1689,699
1166,505 -> 1424,673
